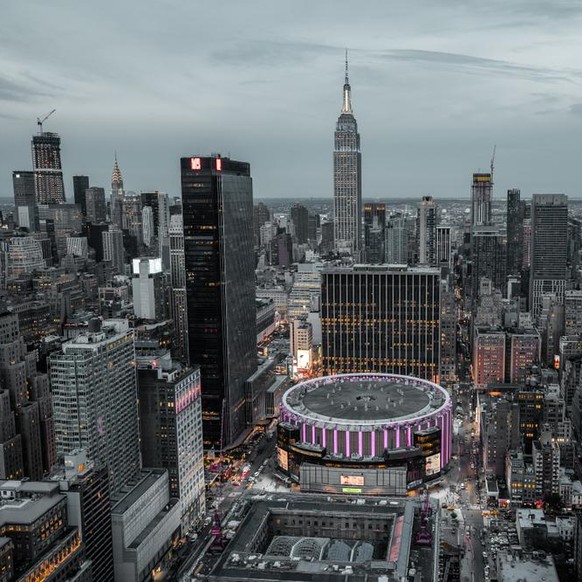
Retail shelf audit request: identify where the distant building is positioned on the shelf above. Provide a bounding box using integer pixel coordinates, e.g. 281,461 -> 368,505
13,171 -> 39,232
471,173 -> 492,227
85,186 -> 107,224
32,132 -> 65,204
530,194 -> 568,318
169,214 -> 188,363
131,257 -> 165,321
291,318 -> 313,372
72,175 -> 90,216
508,330 -> 541,384
102,225 -> 125,273
417,196 -> 437,265
473,328 -> 505,387
333,56 -> 362,256
290,203 -> 309,244
506,188 -> 525,276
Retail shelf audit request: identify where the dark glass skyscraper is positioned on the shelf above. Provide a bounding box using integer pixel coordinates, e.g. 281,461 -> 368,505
333,55 -> 362,255
13,171 -> 38,231
181,155 -> 256,449
72,175 -> 90,217
506,188 -> 525,276
31,132 -> 65,204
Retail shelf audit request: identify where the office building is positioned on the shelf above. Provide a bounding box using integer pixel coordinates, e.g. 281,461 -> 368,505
51,449 -> 114,582
46,203 -> 83,258
253,202 -> 271,247
530,194 -> 568,318
321,265 -> 441,381
110,155 -> 124,229
169,214 -> 188,363
0,236 -> 45,288
181,155 -> 256,449
363,203 -> 386,264
66,236 -> 89,258
0,480 -> 90,580
31,132 -> 65,205
12,171 -> 38,232
122,194 -> 143,248
436,225 -> 452,269
290,203 -> 309,244
102,225 -> 125,273
417,196 -> 437,265
508,330 -> 541,384
111,469 -> 180,582
333,56 -> 362,255
131,257 -> 166,321
85,186 -> 107,224
287,263 -> 322,320
471,173 -> 492,227
471,226 -> 506,299
73,175 -> 90,216
565,290 -> 582,336
137,356 -> 205,531
385,213 -> 410,264
291,318 -> 313,372
507,188 -> 525,276
49,319 -> 140,495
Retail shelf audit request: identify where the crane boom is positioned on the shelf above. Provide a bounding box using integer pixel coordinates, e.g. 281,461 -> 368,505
37,109 -> 56,134
490,145 -> 496,178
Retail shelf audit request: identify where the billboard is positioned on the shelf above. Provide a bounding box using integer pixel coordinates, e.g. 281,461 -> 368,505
340,475 -> 364,486
277,447 -> 289,472
425,453 -> 441,476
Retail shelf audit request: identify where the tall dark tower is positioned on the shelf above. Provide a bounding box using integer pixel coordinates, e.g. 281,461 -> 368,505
13,171 -> 39,231
181,155 -> 257,450
31,132 -> 65,204
73,175 -> 90,217
506,188 -> 525,276
333,52 -> 362,256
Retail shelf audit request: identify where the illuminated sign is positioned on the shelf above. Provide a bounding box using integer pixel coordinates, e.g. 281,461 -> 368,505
340,475 -> 364,486
190,157 -> 201,170
554,355 -> 560,369
215,158 -> 222,171
277,447 -> 288,472
425,453 -> 441,476
342,487 -> 362,494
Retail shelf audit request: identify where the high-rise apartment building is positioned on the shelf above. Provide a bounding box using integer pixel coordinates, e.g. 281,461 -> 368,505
321,265 -> 441,381
169,214 -> 189,363
508,330 -> 541,384
31,132 -> 65,204
436,225 -> 452,269
181,155 -> 256,449
333,56 -> 362,255
530,194 -> 568,317
385,213 -> 410,264
473,328 -> 506,388
13,171 -> 39,232
137,355 -> 205,531
49,319 -> 141,495
417,196 -> 437,265
506,188 -> 525,276
471,173 -> 492,227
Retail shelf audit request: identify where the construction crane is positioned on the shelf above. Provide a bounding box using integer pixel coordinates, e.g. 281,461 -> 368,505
37,109 -> 56,134
490,144 -> 496,178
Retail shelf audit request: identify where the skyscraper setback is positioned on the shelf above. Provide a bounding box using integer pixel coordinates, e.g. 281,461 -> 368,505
333,54 -> 362,255
181,155 -> 256,449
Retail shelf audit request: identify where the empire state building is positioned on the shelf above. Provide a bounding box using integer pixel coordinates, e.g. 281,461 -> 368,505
333,53 -> 362,255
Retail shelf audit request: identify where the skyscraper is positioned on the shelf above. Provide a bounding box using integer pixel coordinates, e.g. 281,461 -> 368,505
471,227 -> 507,299
31,132 -> 65,204
85,186 -> 107,224
131,257 -> 166,320
333,54 -> 362,255
49,319 -> 141,496
385,213 -> 410,264
181,155 -> 256,449
110,156 -> 124,229
169,214 -> 189,363
471,173 -> 492,227
290,203 -> 309,244
417,196 -> 437,265
13,171 -> 39,231
530,194 -> 568,318
363,203 -> 386,263
102,225 -> 125,273
321,265 -> 441,381
506,188 -> 525,276
72,175 -> 90,217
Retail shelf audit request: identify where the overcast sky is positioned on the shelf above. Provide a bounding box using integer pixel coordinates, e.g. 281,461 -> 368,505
2,0 -> 582,200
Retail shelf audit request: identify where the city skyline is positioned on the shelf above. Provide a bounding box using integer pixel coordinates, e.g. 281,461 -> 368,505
2,1 -> 582,200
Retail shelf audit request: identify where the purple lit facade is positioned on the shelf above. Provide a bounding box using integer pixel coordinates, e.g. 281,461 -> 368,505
280,373 -> 453,471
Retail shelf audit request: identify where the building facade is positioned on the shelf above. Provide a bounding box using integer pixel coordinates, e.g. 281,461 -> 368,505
31,132 -> 65,205
181,155 -> 256,449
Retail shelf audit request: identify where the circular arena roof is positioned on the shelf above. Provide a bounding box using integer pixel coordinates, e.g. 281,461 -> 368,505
282,373 -> 450,428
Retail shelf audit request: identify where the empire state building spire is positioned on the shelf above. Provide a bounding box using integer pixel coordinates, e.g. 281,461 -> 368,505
341,50 -> 352,114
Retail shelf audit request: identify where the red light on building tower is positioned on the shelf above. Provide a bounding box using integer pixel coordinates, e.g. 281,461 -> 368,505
190,157 -> 201,170
215,158 -> 222,171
